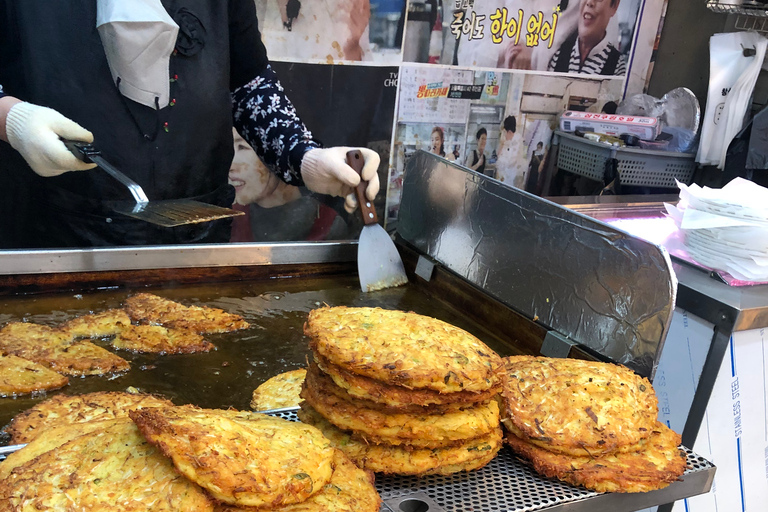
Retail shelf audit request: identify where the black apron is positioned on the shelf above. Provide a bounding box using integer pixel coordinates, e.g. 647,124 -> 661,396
0,0 -> 267,248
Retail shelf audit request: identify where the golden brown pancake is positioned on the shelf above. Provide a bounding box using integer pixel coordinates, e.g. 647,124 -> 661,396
59,309 -> 132,338
0,322 -> 129,376
304,306 -> 503,394
501,355 -> 658,456
504,421 -> 688,493
315,355 -> 498,410
213,450 -> 381,512
111,324 -> 215,354
4,391 -> 174,444
250,368 -> 306,411
301,368 -> 500,448
0,419 -> 213,512
299,405 -> 502,476
0,354 -> 68,397
130,405 -> 335,509
124,293 -> 249,334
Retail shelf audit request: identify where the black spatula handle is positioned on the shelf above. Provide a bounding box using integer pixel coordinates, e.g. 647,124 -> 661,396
346,150 -> 378,226
62,139 -> 101,163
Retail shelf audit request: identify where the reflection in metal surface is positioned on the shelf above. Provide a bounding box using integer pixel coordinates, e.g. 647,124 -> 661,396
0,242 -> 357,275
398,151 -> 677,378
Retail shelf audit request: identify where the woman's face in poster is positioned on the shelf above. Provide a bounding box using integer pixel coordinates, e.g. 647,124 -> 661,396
430,130 -> 443,154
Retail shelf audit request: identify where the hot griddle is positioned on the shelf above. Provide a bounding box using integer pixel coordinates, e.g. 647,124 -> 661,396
0,242 -> 715,512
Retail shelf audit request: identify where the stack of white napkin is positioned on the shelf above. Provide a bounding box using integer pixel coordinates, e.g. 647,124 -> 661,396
665,178 -> 768,281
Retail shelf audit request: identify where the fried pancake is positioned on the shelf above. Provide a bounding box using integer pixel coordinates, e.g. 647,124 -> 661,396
124,293 -> 249,334
308,361 -> 480,415
301,369 -> 500,448
250,368 -> 306,411
5,390 -> 174,444
305,306 -> 503,394
501,356 -> 658,456
315,355 -> 498,410
130,405 -> 335,509
504,422 -> 688,493
0,322 -> 129,376
111,324 -> 215,354
214,450 -> 381,512
0,354 -> 68,397
0,420 -> 118,480
59,309 -> 132,338
0,418 -> 213,512
45,340 -> 130,376
299,405 -> 502,475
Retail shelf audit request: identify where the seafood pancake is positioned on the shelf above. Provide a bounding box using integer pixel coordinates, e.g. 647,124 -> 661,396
250,368 -> 306,411
301,369 -> 500,448
0,419 -> 213,512
124,293 -> 249,334
5,391 -> 174,444
305,306 -> 503,394
0,354 -> 68,397
299,405 -> 502,476
111,324 -> 215,354
501,356 -> 658,456
0,420 -> 121,480
59,309 -> 132,338
504,422 -> 688,493
130,405 -> 335,509
0,322 -> 129,376
214,450 -> 381,512
315,355 -> 497,410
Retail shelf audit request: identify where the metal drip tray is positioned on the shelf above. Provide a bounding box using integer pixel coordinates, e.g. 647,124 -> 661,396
269,409 -> 714,512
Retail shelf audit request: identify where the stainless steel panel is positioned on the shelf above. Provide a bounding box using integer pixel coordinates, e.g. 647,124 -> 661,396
397,151 -> 677,378
0,242 -> 357,275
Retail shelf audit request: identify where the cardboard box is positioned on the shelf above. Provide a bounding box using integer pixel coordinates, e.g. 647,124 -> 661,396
559,110 -> 660,141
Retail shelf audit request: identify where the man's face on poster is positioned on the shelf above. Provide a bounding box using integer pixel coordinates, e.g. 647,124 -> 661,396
228,130 -> 280,206
579,0 -> 619,45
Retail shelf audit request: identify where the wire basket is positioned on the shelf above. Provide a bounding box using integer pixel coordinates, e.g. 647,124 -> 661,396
707,0 -> 768,17
555,131 -> 697,188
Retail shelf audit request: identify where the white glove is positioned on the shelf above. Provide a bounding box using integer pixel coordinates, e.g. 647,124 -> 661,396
5,102 -> 97,177
300,147 -> 380,211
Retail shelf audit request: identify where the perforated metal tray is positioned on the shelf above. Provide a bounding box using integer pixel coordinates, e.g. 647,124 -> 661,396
0,409 -> 715,512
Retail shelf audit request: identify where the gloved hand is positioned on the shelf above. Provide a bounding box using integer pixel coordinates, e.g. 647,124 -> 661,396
300,147 -> 380,212
5,102 -> 97,177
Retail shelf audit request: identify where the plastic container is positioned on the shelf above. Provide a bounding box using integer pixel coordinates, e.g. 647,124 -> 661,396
554,131 -> 696,187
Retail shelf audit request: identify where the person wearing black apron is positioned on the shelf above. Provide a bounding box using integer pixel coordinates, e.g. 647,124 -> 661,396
0,0 -> 379,248
464,127 -> 487,176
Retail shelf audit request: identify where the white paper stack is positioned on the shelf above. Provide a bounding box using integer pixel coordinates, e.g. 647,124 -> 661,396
665,178 -> 768,281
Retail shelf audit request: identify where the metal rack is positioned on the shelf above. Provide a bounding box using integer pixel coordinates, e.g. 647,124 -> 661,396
707,0 -> 768,18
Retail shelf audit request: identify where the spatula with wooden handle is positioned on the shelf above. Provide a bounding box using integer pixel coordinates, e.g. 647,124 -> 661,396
346,150 -> 407,292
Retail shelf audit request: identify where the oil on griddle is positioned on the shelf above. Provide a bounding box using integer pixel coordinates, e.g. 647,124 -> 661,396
0,275 -> 515,437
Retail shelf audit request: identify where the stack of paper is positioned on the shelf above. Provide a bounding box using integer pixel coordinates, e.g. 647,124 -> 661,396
665,178 -> 768,281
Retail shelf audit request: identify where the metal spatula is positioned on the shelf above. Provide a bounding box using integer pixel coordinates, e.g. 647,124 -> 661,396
64,141 -> 244,228
347,150 -> 407,292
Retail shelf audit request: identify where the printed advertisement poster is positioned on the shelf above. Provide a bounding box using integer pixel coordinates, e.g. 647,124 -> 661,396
386,66 -> 623,222
255,0 -> 405,63
402,0 -> 642,77
230,62 -> 398,242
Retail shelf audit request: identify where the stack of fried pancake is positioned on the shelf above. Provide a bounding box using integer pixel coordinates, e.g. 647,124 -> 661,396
298,306 -> 505,475
0,392 -> 381,512
0,293 -> 249,397
500,356 -> 688,493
